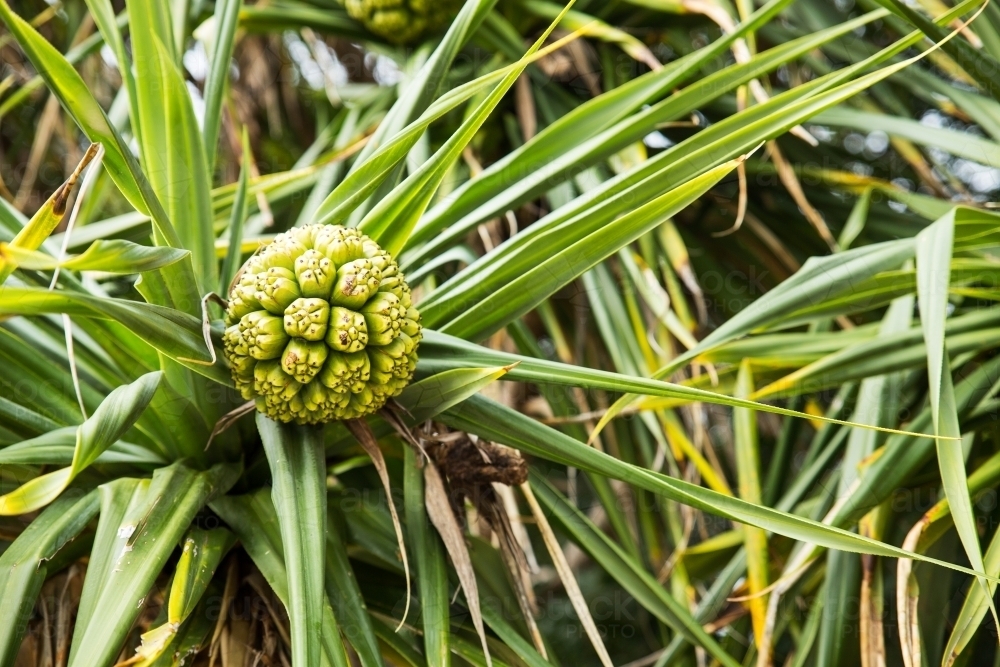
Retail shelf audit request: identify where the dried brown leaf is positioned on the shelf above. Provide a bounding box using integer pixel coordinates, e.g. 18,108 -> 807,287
521,483 -> 613,667
897,519 -> 926,667
424,461 -> 492,667
345,418 -> 412,630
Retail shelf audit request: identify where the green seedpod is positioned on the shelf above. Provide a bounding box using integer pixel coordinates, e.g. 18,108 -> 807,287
284,297 -> 331,342
225,224 -> 420,424
344,0 -> 464,45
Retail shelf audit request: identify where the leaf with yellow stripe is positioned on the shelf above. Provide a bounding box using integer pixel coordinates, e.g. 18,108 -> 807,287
734,360 -> 770,656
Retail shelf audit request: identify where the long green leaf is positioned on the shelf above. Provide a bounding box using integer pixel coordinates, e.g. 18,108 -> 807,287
129,0 -> 216,288
530,472 -> 740,667
418,330 -> 942,440
439,160 -> 739,339
734,360 -> 769,650
258,415 -> 327,667
404,445 -> 450,667
813,106 -> 1000,165
202,0 -> 242,174
325,505 -> 384,667
1,239 -> 189,274
82,0 -> 141,147
0,491 -> 99,666
945,520 -> 1000,664
443,395 -> 1000,582
210,488 -> 351,667
0,372 -> 162,515
0,288 -> 227,383
915,210 -> 995,634
68,462 -> 239,667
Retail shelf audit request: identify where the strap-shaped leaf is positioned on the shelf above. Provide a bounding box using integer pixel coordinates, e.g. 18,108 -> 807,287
423,0 -> 979,335
81,0 -> 141,147
439,160 -> 739,339
325,504 -> 385,667
734,361 -> 769,652
403,445 -> 451,667
944,525 -> 1000,662
530,473 -> 740,667
128,527 -> 236,665
442,394 -> 1000,582
210,488 -> 352,667
813,106 -> 1000,165
418,331 -> 938,439
68,462 -> 239,667
915,210 -> 997,632
0,371 -> 162,515
0,491 -> 99,666
0,288 -> 227,383
1,239 -> 189,274
202,0 -> 242,174
258,415 -> 327,667
129,0 -> 216,288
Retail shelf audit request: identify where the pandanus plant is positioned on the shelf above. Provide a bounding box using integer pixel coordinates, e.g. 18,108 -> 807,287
2,0 -> 1000,666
